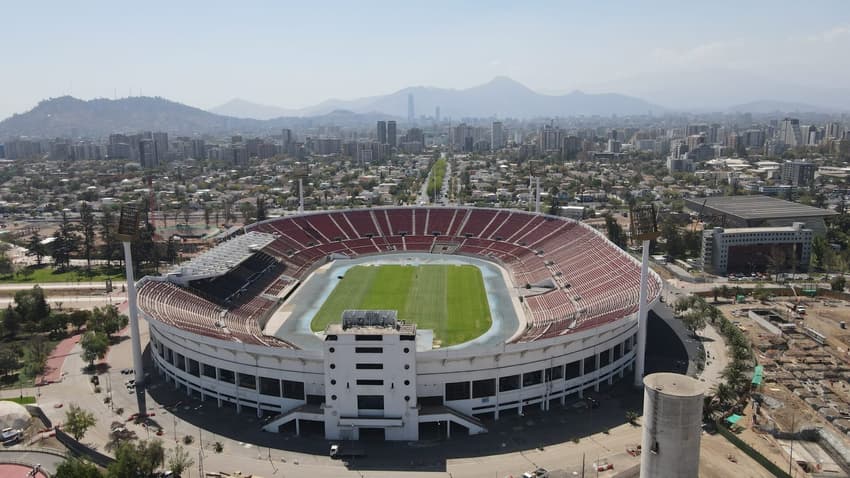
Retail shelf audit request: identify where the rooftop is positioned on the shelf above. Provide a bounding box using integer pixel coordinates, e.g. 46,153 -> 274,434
686,195 -> 837,220
166,231 -> 276,283
326,310 -> 417,336
643,372 -> 705,397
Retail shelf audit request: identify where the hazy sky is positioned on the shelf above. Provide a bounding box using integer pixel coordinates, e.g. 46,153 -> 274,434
2,0 -> 849,119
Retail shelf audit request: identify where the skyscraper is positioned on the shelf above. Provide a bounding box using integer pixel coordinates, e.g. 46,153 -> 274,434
778,118 -> 802,147
387,121 -> 397,147
435,106 -> 440,122
377,121 -> 387,144
491,121 -> 504,150
139,139 -> 157,169
407,93 -> 415,124
153,132 -> 168,164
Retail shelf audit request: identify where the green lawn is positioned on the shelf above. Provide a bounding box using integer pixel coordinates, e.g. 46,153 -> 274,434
2,396 -> 36,405
0,265 -> 125,284
311,264 -> 491,346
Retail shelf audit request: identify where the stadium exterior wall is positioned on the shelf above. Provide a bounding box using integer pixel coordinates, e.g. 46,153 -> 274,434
146,309 -> 640,437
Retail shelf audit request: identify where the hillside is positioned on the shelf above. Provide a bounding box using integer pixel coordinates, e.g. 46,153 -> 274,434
0,96 -> 264,138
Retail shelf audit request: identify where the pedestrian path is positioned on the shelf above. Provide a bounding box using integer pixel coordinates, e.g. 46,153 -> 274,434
38,334 -> 80,385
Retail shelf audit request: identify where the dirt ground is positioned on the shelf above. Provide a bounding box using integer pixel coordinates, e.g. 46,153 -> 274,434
710,294 -> 850,476
700,432 -> 779,478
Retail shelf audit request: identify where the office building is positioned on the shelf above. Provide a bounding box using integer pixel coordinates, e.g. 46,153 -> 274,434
492,121 -> 504,150
387,121 -> 397,147
139,139 -> 157,169
435,106 -> 440,122
780,160 -> 816,187
153,132 -> 168,164
778,118 -> 802,147
377,121 -> 387,144
701,222 -> 812,275
537,125 -> 563,153
190,139 -> 206,160
407,94 -> 415,124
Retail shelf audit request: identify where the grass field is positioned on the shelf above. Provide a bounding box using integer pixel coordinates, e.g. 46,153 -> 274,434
0,265 -> 124,284
311,264 -> 491,346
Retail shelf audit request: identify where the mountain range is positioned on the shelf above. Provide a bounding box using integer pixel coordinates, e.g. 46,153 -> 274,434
211,76 -> 665,119
1,76 -> 845,139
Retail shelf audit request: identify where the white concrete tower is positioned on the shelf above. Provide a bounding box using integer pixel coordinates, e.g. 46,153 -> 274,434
640,373 -> 705,478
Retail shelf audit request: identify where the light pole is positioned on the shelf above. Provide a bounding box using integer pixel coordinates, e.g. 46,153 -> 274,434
116,204 -> 145,415
630,204 -> 660,388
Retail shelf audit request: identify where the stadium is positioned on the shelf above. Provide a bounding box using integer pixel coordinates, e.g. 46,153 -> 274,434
138,207 -> 662,441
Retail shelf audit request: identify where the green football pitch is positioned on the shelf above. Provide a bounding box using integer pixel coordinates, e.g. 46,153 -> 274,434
310,264 -> 492,346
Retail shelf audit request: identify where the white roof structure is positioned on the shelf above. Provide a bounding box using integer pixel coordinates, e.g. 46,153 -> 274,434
166,231 -> 275,285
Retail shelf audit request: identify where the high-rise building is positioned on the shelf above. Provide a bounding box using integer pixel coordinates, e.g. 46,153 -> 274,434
377,121 -> 387,144
537,125 -> 563,152
407,94 -> 415,124
491,121 -> 504,150
153,132 -> 168,164
281,129 -> 293,149
435,106 -> 440,122
387,121 -> 397,147
190,139 -> 206,159
139,139 -> 157,169
781,160 -> 816,187
778,118 -> 802,147
825,122 -> 843,139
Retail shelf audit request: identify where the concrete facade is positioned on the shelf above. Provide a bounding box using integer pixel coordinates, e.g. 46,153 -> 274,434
701,222 -> 812,275
146,308 -> 640,441
640,373 -> 705,478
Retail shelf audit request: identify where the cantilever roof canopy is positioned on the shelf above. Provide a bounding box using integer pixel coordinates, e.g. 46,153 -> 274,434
166,231 -> 276,285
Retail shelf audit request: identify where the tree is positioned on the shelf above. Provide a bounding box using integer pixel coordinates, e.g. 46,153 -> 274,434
81,331 -> 109,367
832,275 -> 847,292
55,458 -> 103,478
22,334 -> 49,378
79,202 -> 97,271
87,305 -> 128,338
107,439 -> 165,478
239,201 -> 257,224
52,210 -> 79,270
812,235 -> 829,271
65,403 -> 97,441
256,196 -> 267,222
0,346 -> 18,376
100,206 -> 120,266
752,283 -> 771,302
1,305 -> 21,338
661,220 -> 686,260
167,444 -> 195,477
69,309 -> 91,331
604,214 -> 627,249
14,285 -> 50,330
25,230 -> 47,266
0,251 -> 13,276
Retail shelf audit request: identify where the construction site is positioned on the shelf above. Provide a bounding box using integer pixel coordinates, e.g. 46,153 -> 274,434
716,285 -> 850,476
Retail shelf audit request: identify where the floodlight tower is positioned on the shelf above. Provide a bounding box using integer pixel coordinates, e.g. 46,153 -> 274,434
630,204 -> 660,388
117,204 -> 145,387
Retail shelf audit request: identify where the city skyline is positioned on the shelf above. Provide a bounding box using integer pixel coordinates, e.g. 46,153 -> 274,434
2,1 -> 850,119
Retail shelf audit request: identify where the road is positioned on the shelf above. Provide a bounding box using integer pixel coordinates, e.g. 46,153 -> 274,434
417,156 -> 451,206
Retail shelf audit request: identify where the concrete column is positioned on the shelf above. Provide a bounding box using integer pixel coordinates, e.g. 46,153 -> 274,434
594,353 -> 601,392
122,242 -> 145,387
578,359 -> 585,398
446,421 -> 451,439
634,239 -> 651,387
295,418 -> 300,436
